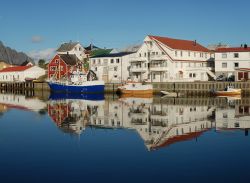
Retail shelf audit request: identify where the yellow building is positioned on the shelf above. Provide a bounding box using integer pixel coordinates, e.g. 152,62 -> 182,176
0,61 -> 11,70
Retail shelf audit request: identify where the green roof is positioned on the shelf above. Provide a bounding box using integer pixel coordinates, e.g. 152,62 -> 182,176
90,49 -> 113,57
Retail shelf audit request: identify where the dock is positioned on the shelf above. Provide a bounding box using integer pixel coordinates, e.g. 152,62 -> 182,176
0,81 -> 249,96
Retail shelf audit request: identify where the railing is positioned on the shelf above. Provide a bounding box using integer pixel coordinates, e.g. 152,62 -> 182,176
129,57 -> 147,62
150,55 -> 167,61
130,66 -> 148,72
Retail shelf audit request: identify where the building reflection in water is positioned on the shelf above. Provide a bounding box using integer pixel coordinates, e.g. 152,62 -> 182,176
0,92 -> 248,151
47,94 -> 250,151
0,93 -> 47,113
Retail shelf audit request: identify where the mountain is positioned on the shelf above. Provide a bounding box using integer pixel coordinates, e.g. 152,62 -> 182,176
0,41 -> 34,65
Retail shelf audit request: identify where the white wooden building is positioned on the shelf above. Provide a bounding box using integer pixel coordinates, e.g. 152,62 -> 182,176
215,45 -> 250,80
90,52 -> 135,83
130,35 -> 215,82
0,65 -> 45,82
57,41 -> 87,61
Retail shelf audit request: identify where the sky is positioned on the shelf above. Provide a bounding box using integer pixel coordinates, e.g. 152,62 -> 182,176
0,0 -> 250,61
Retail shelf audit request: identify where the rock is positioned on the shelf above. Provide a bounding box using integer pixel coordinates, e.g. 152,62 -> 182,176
0,41 -> 34,65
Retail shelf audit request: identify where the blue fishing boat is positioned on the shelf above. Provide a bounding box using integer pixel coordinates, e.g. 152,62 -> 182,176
48,70 -> 104,93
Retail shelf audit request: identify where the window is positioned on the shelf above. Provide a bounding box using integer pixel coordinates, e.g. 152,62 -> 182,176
116,59 -> 120,63
222,63 -> 227,68
222,53 -> 227,58
153,74 -> 156,79
92,59 -> 96,64
175,51 -> 178,57
234,62 -> 239,68
114,66 -> 118,71
139,53 -> 141,57
144,53 -> 147,57
98,59 -> 101,64
188,52 -> 191,57
162,52 -> 165,55
189,73 -> 192,78
194,52 -> 196,57
50,66 -> 57,71
234,53 -> 239,58
193,73 -> 196,78
95,67 -> 97,71
79,47 -> 81,51
180,51 -> 183,57
55,59 -> 59,64
110,59 -> 114,64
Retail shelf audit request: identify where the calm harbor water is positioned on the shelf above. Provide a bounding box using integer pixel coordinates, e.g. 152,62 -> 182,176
0,93 -> 250,183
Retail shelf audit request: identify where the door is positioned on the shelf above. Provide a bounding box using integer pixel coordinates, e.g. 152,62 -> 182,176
244,72 -> 249,80
238,72 -> 243,81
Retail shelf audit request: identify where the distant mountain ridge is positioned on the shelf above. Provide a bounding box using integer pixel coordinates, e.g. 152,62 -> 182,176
0,41 -> 34,65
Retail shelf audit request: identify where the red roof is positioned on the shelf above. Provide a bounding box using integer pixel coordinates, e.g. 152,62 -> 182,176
150,130 -> 208,150
216,47 -> 250,52
149,35 -> 210,52
0,66 -> 32,72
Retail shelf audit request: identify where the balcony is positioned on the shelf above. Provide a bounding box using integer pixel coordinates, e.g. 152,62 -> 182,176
130,66 -> 148,73
150,55 -> 167,61
150,64 -> 168,72
150,67 -> 168,72
129,57 -> 147,63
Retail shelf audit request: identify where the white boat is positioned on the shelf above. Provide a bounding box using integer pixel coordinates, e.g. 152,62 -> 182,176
160,91 -> 177,97
117,82 -> 153,95
212,86 -> 241,96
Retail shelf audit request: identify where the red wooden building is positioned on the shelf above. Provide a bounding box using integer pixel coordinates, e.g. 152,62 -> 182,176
48,54 -> 82,80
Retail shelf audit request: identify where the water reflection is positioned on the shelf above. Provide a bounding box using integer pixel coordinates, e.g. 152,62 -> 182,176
46,94 -> 249,150
0,93 -> 47,113
1,92 -> 249,151
48,93 -> 105,134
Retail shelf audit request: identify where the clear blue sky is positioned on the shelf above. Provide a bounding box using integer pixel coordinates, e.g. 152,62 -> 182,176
0,0 -> 250,56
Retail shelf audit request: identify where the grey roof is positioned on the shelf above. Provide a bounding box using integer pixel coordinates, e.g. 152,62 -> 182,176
57,42 -> 79,52
91,52 -> 135,58
59,54 -> 80,65
84,44 -> 100,51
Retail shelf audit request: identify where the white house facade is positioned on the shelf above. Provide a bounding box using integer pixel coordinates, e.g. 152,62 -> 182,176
130,35 -> 215,82
215,46 -> 250,80
90,52 -> 135,83
57,42 -> 87,61
0,66 -> 46,82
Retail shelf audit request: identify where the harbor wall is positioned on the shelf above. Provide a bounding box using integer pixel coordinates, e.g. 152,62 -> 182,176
0,81 -> 249,96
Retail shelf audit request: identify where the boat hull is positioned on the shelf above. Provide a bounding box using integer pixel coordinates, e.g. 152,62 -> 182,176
117,88 -> 153,95
214,89 -> 241,96
48,81 -> 104,94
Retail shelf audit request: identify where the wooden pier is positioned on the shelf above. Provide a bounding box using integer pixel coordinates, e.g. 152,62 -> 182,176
0,81 -> 249,96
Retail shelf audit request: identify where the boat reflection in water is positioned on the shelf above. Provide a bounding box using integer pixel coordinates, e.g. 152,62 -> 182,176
2,91 -> 248,151
47,94 -> 250,151
48,93 -> 105,135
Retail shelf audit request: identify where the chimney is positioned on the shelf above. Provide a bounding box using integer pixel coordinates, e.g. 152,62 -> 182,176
244,44 -> 248,49
194,40 -> 197,46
